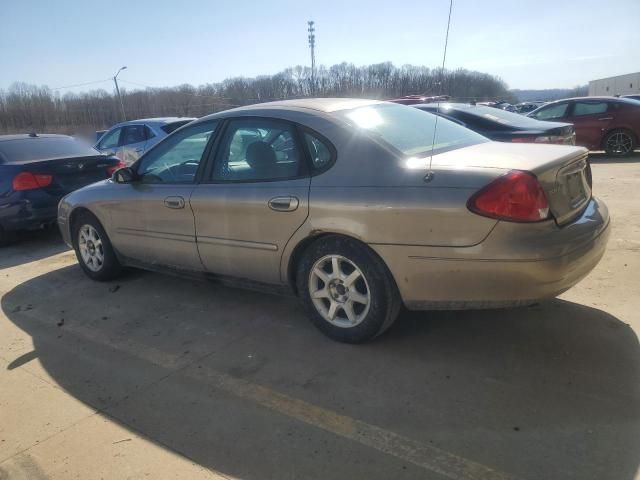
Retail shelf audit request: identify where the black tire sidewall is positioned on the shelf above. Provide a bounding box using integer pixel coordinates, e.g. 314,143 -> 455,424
72,213 -> 121,281
297,236 -> 399,343
604,129 -> 636,157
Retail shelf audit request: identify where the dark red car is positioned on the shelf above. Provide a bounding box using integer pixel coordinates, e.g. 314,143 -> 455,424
528,96 -> 640,156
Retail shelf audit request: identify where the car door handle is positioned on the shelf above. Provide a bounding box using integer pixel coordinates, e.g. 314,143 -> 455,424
598,117 -> 614,121
268,196 -> 299,212
134,148 -> 144,153
164,196 -> 185,209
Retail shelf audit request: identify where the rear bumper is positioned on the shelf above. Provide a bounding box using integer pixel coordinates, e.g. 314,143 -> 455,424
371,197 -> 610,310
0,196 -> 59,232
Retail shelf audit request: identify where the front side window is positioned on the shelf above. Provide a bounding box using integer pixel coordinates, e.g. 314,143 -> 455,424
136,121 -> 217,184
530,103 -> 569,120
337,103 -> 486,157
212,119 -> 304,182
97,128 -> 121,150
572,102 -> 608,116
121,125 -> 146,145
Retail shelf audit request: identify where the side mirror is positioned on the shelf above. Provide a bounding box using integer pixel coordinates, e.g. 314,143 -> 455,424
112,167 -> 137,184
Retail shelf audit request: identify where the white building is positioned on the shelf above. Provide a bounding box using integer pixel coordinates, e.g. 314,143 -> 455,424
589,72 -> 640,96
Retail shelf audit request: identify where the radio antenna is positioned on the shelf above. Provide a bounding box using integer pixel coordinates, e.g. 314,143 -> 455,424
429,0 -> 454,171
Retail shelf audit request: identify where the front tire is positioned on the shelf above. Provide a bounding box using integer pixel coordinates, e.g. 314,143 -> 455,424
604,129 -> 636,157
297,236 -> 401,343
72,212 -> 122,281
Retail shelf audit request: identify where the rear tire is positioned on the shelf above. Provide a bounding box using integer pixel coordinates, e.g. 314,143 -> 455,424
297,236 -> 401,343
72,212 -> 122,281
604,129 -> 636,157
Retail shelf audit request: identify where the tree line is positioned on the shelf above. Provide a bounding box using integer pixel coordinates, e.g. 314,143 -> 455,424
0,62 -> 514,135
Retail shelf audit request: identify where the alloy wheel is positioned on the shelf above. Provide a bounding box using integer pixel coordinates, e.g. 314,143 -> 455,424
78,224 -> 104,272
308,254 -> 371,328
606,131 -> 633,155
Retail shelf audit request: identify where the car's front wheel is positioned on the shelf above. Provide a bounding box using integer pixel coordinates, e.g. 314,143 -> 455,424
297,236 -> 401,343
604,129 -> 636,157
72,212 -> 122,281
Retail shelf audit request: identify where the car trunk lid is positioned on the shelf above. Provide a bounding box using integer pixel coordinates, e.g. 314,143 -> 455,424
432,142 -> 592,225
14,155 -> 119,194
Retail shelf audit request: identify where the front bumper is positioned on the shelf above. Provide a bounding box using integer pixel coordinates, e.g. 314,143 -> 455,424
371,197 -> 610,310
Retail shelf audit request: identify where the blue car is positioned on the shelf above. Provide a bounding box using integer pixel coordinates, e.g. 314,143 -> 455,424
94,117 -> 195,166
0,133 -> 122,245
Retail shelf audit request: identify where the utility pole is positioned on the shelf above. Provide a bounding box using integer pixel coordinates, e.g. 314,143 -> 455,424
307,21 -> 316,95
113,66 -> 127,121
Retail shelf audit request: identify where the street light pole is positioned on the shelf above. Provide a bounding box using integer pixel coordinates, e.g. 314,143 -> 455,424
113,66 -> 127,121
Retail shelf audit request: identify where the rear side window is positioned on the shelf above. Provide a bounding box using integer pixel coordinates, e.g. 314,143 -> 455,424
161,120 -> 193,134
212,119 -> 305,182
121,125 -> 146,145
304,132 -> 333,170
531,103 -> 569,120
572,102 -> 608,116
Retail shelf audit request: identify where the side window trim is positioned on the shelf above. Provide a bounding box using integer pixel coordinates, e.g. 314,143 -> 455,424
204,116 -> 310,184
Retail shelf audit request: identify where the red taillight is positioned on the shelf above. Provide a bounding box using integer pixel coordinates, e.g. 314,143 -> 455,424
12,172 -> 53,191
468,170 -> 550,222
107,160 -> 126,176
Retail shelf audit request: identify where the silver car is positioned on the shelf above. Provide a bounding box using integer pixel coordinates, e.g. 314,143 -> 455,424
58,99 -> 610,343
94,117 -> 195,166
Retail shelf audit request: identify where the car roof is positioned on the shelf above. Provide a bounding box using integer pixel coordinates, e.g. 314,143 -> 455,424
198,98 -> 385,122
0,133 -> 71,142
543,96 -> 640,105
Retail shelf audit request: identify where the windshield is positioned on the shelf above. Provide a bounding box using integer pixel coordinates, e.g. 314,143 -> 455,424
0,136 -> 99,163
337,103 -> 487,157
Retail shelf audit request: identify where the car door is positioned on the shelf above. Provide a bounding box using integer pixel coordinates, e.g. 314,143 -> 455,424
564,100 -> 612,150
119,124 -> 149,165
190,117 -> 311,285
106,120 -> 219,270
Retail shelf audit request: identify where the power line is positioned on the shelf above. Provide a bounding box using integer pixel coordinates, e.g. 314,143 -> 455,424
50,78 -> 111,91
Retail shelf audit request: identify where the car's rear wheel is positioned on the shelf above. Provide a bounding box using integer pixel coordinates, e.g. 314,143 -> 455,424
297,236 -> 401,343
604,129 -> 636,157
72,212 -> 122,281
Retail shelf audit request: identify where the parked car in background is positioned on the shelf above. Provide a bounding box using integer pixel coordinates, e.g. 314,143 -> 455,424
622,94 -> 640,102
414,103 -> 575,145
95,117 -> 195,165
387,94 -> 450,105
477,101 -> 517,112
0,134 -> 123,245
528,97 -> 640,156
514,101 -> 546,114
58,99 -> 608,343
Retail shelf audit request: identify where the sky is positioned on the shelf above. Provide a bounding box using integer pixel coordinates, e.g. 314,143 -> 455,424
2,0 -> 639,93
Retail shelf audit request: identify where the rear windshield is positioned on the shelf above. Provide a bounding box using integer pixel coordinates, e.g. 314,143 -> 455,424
337,103 -> 487,157
448,105 -> 546,127
161,120 -> 193,134
0,137 -> 99,163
